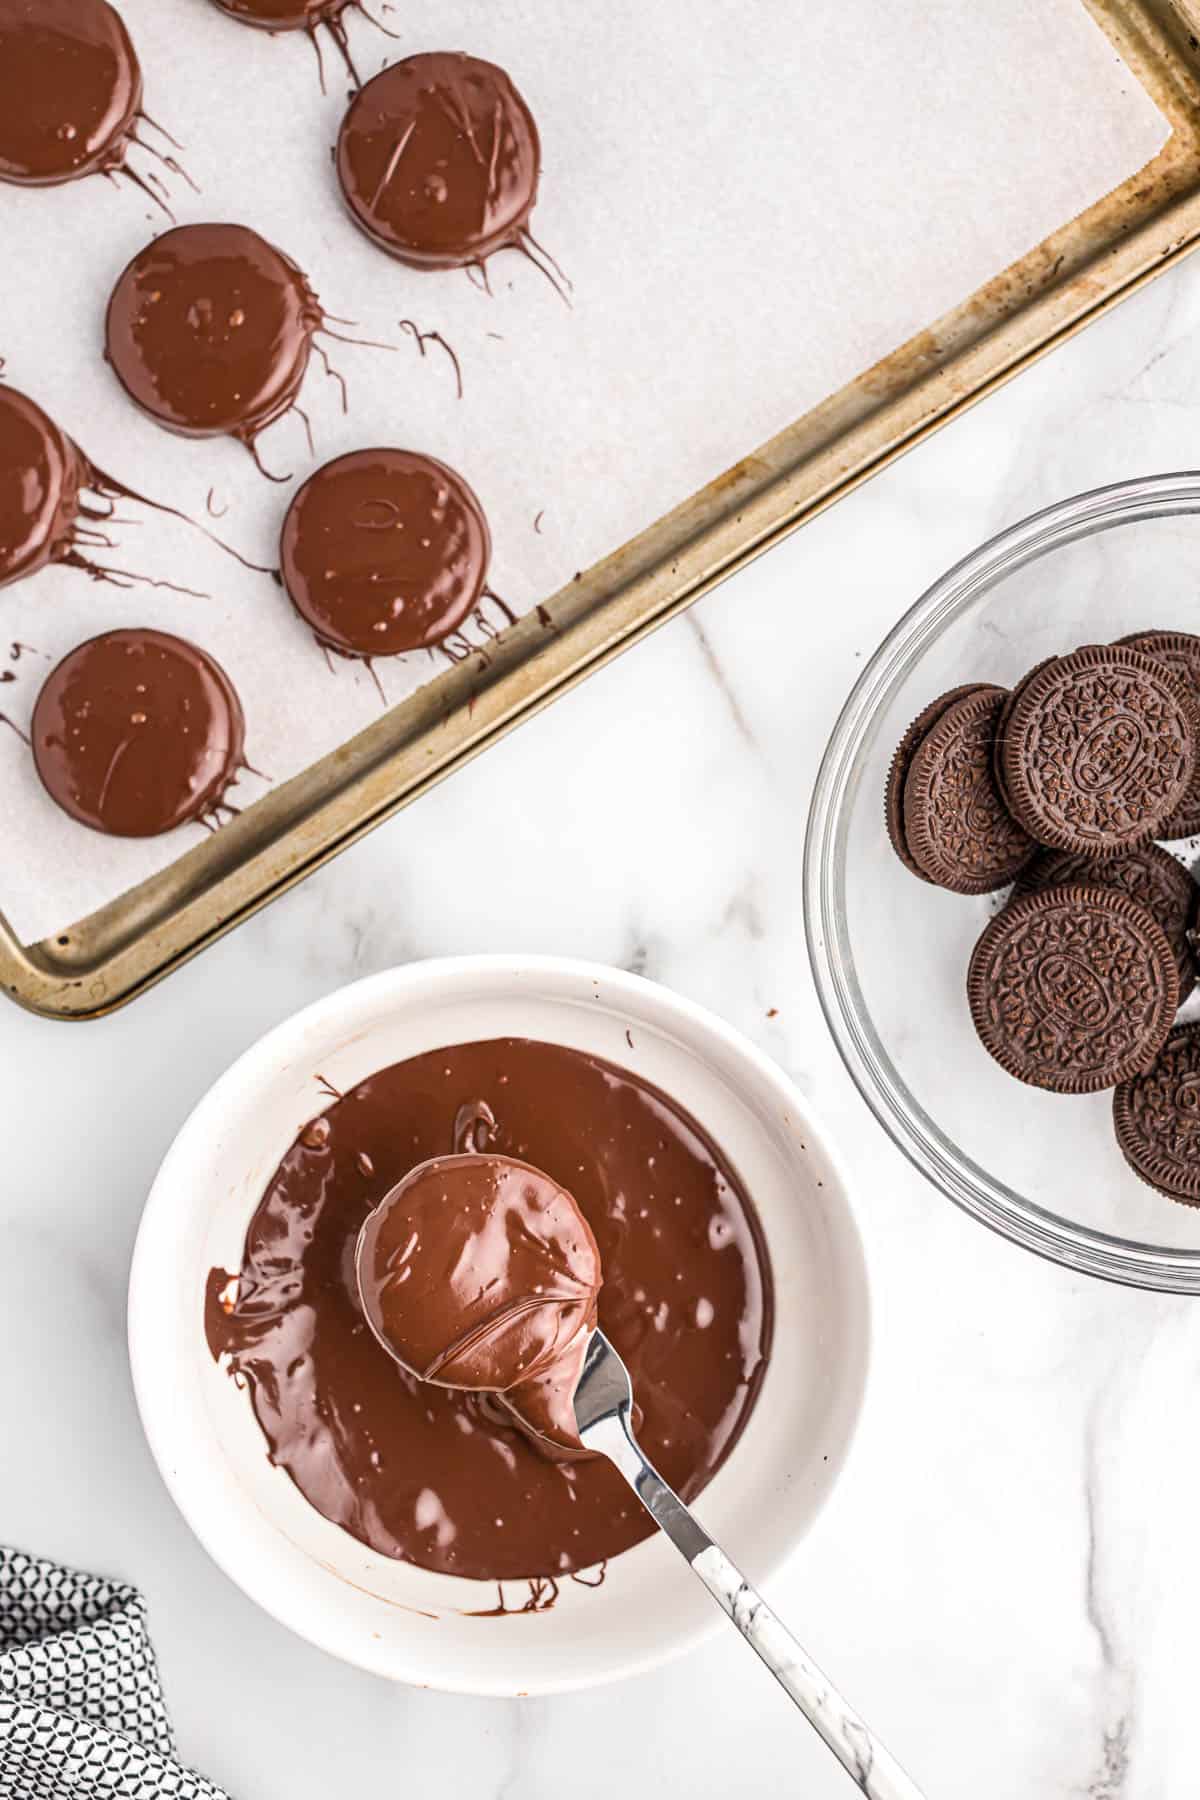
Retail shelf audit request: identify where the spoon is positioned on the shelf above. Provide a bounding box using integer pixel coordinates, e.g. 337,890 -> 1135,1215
354,1155 -> 923,1797
573,1327 -> 925,1800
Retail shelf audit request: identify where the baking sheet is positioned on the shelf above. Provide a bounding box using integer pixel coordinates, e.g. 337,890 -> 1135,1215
0,0 -> 1167,943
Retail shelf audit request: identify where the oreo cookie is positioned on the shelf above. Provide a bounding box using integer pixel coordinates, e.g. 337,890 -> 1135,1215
896,686 -> 1034,893
1113,1023 -> 1200,1205
999,645 -> 1199,857
884,683 -> 988,882
967,884 -> 1178,1093
991,655 -> 1056,813
1012,842 -> 1198,997
1116,630 -> 1200,838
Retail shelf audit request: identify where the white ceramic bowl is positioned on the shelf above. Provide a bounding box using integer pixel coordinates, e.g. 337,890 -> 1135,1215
129,956 -> 870,1695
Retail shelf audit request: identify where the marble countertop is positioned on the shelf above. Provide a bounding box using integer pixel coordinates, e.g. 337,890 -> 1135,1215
5,259 -> 1200,1799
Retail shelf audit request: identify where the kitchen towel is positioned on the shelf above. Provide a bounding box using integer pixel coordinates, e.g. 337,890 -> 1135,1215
0,1547 -> 229,1799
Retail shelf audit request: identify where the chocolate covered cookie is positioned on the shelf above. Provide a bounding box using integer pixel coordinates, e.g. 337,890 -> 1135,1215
32,628 -> 245,837
967,885 -> 1178,1093
1113,1024 -> 1200,1205
105,223 -> 323,461
899,686 -> 1034,893
999,646 -> 1198,857
0,0 -> 142,187
1116,630 -> 1200,838
1012,842 -> 1198,996
210,0 -> 350,23
337,52 -> 541,272
279,448 -> 491,656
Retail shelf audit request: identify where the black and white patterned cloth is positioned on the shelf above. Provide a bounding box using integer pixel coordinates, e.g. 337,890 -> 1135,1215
0,1547 -> 230,1799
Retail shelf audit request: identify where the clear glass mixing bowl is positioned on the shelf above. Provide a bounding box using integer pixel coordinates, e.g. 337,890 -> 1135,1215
805,474 -> 1200,1293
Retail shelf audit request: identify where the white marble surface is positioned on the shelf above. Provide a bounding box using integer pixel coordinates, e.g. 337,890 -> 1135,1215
5,262 -> 1200,1797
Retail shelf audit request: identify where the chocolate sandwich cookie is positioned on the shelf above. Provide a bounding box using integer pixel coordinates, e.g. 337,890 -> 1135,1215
0,0 -> 142,187
999,645 -> 1198,857
1113,1024 -> 1200,1205
105,223 -> 323,454
32,628 -> 245,836
900,685 -> 1034,893
967,885 -> 1178,1093
885,683 -> 986,881
991,656 -> 1057,812
1012,843 -> 1198,997
280,448 -> 491,656
1116,631 -> 1200,838
337,52 -> 541,271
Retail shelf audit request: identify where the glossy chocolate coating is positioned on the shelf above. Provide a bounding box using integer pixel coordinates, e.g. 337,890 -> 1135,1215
0,388 -> 86,589
209,0 -> 349,24
32,627 -> 245,836
336,52 -> 541,269
357,1152 -> 600,1452
105,223 -> 323,443
0,0 -> 142,187
206,1039 -> 773,1581
280,448 -> 491,655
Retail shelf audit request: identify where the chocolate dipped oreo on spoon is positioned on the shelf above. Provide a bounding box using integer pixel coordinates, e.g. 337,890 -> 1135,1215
357,1153 -> 923,1800
356,1152 -> 601,1453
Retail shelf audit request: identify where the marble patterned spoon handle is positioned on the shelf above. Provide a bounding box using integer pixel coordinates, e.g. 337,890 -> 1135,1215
574,1331 -> 925,1799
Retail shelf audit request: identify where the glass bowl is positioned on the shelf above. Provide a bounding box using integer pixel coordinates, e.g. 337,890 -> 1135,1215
805,474 -> 1200,1293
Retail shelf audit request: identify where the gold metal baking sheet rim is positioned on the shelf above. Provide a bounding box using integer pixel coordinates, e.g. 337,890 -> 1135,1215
3,0 -> 1198,1020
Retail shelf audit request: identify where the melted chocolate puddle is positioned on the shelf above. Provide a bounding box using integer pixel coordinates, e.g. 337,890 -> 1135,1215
206,1038 -> 774,1585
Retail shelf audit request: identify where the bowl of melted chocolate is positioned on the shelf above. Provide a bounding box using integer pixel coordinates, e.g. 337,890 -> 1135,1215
130,957 -> 869,1694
